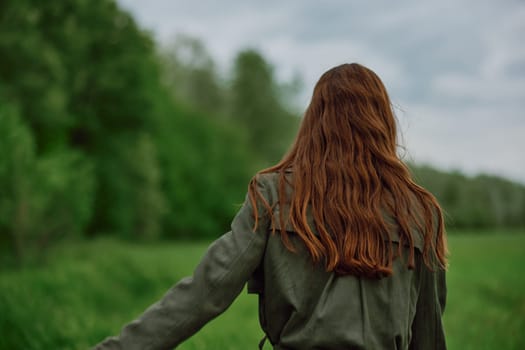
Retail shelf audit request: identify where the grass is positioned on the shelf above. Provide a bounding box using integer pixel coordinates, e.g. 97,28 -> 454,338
443,233 -> 525,350
0,232 -> 524,349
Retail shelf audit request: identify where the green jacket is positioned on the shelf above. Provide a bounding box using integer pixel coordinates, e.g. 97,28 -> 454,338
94,173 -> 446,350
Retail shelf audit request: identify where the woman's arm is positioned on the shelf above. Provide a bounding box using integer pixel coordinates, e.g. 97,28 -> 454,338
409,257 -> 447,350
93,178 -> 272,350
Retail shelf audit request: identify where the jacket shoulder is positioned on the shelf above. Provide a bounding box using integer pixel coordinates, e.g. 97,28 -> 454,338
252,172 -> 285,204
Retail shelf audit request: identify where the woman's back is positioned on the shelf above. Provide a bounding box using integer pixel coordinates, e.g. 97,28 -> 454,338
248,172 -> 446,350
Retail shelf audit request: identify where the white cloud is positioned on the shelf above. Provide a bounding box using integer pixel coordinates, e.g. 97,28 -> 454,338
397,102 -> 525,183
431,73 -> 525,104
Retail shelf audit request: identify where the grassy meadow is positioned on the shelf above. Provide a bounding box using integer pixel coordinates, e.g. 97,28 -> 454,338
1,232 -> 524,350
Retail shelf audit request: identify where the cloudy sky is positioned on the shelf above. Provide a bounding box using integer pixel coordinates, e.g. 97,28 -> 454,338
118,0 -> 525,184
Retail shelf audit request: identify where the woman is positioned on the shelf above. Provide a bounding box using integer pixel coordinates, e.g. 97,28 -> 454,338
94,63 -> 448,350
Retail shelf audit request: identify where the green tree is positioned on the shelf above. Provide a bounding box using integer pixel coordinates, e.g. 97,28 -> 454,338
0,103 -> 35,263
160,34 -> 225,115
0,103 -> 95,265
154,102 -> 254,238
0,0 -> 165,244
409,163 -> 525,230
230,49 -> 299,166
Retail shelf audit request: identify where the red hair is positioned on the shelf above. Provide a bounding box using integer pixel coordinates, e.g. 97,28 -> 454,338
248,63 -> 447,278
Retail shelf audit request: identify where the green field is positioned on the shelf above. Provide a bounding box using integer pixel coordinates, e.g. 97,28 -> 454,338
1,233 -> 524,350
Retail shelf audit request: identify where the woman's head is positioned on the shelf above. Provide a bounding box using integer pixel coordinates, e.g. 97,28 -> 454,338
250,63 -> 447,278
295,63 -> 398,171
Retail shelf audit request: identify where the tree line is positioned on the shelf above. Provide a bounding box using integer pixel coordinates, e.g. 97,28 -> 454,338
410,165 -> 525,229
0,0 -> 523,265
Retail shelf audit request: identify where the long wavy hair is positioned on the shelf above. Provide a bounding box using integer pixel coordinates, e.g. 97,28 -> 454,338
248,63 -> 447,278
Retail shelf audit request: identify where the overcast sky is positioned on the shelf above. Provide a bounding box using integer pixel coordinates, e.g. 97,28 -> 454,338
118,0 -> 525,184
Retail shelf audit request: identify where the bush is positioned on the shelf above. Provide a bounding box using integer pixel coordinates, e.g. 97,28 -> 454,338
0,103 -> 95,265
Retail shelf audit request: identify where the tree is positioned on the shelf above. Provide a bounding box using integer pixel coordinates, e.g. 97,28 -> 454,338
154,102 -> 255,238
0,0 -> 165,243
160,34 -> 225,115
230,49 -> 299,166
409,164 -> 525,230
0,103 -> 35,263
0,102 -> 95,265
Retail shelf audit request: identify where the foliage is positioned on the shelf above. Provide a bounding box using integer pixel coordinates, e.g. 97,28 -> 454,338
410,164 -> 525,229
0,103 -> 95,266
154,102 -> 255,238
160,38 -> 300,168
0,0 -> 169,260
230,49 -> 299,166
160,34 -> 226,116
0,0 -> 524,265
0,0 -> 285,257
0,103 -> 35,264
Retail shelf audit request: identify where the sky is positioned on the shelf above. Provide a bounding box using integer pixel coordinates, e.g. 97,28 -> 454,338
118,0 -> 525,184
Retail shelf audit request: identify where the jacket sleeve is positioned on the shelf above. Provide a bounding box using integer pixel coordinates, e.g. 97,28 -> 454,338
408,256 -> 447,350
93,178 -> 272,350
